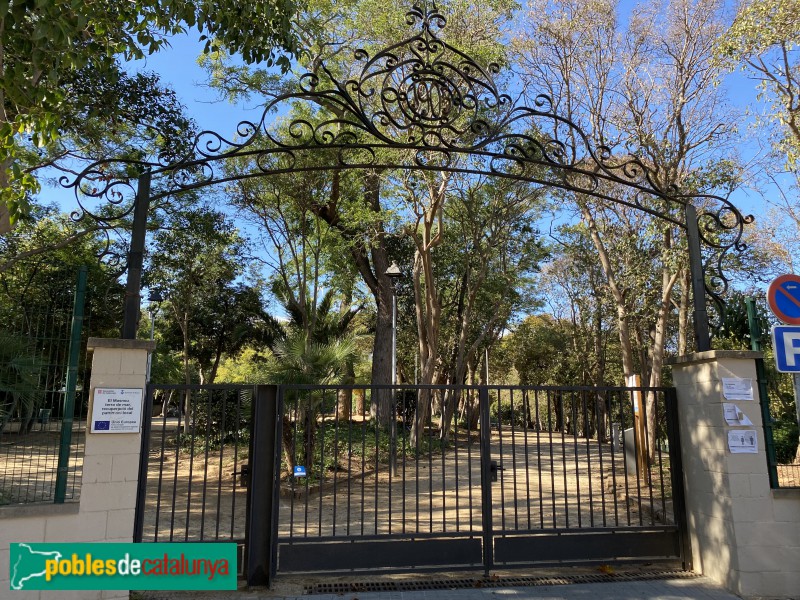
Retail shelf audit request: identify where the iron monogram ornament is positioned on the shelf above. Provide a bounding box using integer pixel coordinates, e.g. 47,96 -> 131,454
58,2 -> 752,344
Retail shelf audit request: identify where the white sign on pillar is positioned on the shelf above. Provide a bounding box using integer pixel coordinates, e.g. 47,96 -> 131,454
91,387 -> 144,433
771,326 -> 800,373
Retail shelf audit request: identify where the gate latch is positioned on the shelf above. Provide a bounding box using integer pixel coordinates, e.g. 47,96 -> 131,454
489,460 -> 504,482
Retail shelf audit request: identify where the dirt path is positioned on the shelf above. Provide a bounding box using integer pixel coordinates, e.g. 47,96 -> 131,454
140,424 -> 672,543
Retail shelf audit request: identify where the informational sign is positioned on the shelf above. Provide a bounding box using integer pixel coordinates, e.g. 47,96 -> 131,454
293,465 -> 307,478
90,388 -> 143,433
727,429 -> 758,454
767,274 -> 800,325
723,403 -> 753,426
772,326 -> 800,372
721,377 -> 754,400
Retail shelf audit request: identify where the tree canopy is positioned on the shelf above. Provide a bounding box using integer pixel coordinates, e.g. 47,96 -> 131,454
0,0 -> 300,232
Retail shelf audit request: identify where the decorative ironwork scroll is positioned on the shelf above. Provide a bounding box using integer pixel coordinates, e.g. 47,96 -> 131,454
59,2 -> 752,321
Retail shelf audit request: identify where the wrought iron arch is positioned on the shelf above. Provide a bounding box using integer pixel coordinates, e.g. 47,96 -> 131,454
60,2 -> 751,348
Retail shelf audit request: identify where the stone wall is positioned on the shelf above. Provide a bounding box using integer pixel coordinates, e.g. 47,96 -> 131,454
671,350 -> 800,598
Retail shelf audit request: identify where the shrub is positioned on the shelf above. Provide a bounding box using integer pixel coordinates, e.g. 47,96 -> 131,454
772,418 -> 799,464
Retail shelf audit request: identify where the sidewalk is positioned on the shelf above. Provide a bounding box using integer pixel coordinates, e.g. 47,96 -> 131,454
281,577 -> 742,600
134,575 -> 749,600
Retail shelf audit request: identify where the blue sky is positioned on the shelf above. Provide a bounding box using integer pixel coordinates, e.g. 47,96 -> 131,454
132,34 -> 260,137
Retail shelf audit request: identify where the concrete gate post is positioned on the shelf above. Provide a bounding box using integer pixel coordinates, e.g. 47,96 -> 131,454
669,350 -> 800,598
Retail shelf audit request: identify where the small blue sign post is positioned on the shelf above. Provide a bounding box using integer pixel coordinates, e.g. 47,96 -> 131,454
771,326 -> 800,372
293,465 -> 306,478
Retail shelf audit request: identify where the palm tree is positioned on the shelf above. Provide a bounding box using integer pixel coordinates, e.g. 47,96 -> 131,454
268,284 -> 363,471
0,332 -> 44,437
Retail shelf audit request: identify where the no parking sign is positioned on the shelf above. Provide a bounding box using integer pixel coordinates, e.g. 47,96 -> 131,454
768,275 -> 800,372
767,274 -> 800,325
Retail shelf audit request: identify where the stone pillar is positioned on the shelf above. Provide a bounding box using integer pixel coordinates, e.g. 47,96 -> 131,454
670,350 -> 800,598
0,338 -> 154,600
80,338 -> 155,546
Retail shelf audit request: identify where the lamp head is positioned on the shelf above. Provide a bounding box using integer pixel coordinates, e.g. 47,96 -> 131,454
385,261 -> 402,279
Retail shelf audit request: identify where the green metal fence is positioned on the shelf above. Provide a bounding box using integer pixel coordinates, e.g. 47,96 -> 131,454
747,299 -> 800,489
0,267 -> 90,504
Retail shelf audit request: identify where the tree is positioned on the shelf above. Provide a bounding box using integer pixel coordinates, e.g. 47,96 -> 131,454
202,0 -> 518,427
401,174 -> 546,441
181,282 -> 277,385
0,0 -> 300,232
0,204 -> 124,336
267,285 -> 363,472
718,0 -> 800,170
513,0 -> 741,457
0,205 -> 127,433
145,205 -> 254,419
0,332 -> 43,436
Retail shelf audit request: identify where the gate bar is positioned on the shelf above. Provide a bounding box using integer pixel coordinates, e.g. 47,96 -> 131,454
664,388 -> 692,570
134,384 -> 155,542
479,386 -> 494,575
247,385 -> 280,587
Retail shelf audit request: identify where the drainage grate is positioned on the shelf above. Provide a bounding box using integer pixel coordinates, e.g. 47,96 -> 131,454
304,570 -> 700,594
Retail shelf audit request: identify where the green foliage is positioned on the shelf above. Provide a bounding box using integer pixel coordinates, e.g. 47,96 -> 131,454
145,204 -> 278,386
717,0 -> 800,62
190,393 -> 252,449
0,0 -> 299,227
0,205 -> 124,335
717,0 -> 800,170
269,330 -> 359,385
715,292 -> 771,350
504,315 -> 572,386
214,348 -> 275,384
772,417 -> 799,464
287,416 -> 455,482
0,332 -> 44,427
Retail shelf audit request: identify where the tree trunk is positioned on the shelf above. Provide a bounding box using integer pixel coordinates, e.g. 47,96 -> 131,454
0,204 -> 10,235
580,204 -> 636,381
370,280 -> 394,424
0,160 -> 12,235
337,361 -> 354,420
646,239 -> 680,460
310,169 -> 395,418
354,388 -> 364,417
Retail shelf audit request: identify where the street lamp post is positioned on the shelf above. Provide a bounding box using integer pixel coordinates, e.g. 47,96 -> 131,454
385,261 -> 403,477
145,290 -> 163,383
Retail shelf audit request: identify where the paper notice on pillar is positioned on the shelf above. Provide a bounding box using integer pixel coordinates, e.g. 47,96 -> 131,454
723,403 -> 753,426
721,377 -> 754,400
727,429 -> 758,454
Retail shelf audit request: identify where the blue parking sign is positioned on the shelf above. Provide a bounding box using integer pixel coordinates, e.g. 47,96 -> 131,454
771,326 -> 800,372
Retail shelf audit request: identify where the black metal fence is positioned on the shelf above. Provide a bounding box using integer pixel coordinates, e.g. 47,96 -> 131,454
0,268 -> 89,505
135,382 -> 688,582
270,384 -> 685,574
134,384 -> 252,544
486,386 -> 675,532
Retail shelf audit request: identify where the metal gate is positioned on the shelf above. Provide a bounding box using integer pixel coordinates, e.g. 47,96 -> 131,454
135,383 -> 689,583
266,384 -> 689,577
